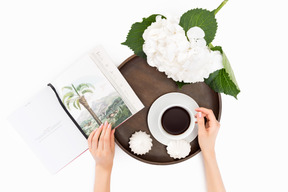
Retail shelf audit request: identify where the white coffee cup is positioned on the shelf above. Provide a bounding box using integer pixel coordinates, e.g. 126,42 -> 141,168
158,104 -> 196,140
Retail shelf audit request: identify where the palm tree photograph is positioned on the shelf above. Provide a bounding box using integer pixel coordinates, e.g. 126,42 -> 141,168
54,55 -> 133,136
62,82 -> 132,136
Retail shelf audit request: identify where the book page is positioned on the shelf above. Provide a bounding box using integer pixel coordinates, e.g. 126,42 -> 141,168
9,87 -> 88,174
51,46 -> 144,137
89,46 -> 144,114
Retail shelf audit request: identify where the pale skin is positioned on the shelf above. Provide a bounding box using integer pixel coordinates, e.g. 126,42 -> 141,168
88,107 -> 225,192
195,107 -> 225,192
88,121 -> 115,192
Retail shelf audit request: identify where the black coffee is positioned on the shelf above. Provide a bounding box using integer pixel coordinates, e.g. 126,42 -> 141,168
161,106 -> 191,135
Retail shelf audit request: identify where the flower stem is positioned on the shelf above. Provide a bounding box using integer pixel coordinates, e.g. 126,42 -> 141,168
208,43 -> 214,49
214,0 -> 228,15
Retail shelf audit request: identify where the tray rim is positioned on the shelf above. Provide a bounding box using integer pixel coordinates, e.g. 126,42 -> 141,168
116,54 -> 222,165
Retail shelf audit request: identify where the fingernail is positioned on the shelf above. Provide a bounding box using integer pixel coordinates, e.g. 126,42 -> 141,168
198,112 -> 202,118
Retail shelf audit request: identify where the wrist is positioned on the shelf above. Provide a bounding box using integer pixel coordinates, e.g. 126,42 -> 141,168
202,149 -> 216,160
95,163 -> 113,175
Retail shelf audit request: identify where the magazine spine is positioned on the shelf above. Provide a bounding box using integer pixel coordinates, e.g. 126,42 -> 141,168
47,83 -> 88,139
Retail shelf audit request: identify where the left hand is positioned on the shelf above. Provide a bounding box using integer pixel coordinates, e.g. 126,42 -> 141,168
88,121 -> 115,171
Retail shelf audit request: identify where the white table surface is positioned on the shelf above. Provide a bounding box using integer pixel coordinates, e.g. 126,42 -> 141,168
1,0 -> 288,191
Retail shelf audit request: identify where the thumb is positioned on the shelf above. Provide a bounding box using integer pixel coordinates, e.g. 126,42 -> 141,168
196,112 -> 205,132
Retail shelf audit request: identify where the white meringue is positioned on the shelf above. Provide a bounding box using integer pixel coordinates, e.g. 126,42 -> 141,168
142,16 -> 223,83
166,140 -> 191,159
129,131 -> 153,155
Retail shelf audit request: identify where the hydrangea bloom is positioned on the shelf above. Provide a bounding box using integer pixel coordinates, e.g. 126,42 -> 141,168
142,16 -> 223,83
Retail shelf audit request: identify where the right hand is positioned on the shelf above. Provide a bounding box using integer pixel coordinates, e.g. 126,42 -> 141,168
195,107 -> 220,155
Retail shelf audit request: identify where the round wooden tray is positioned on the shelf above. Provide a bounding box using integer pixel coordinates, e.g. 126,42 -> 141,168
116,55 -> 222,165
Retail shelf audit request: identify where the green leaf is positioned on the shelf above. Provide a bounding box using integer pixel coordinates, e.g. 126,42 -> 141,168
62,92 -> 74,103
179,8 -> 217,45
76,83 -> 89,92
122,14 -> 165,58
62,86 -> 72,91
73,100 -> 78,110
204,47 -> 240,99
81,89 -> 93,94
76,99 -> 81,110
65,97 -> 76,110
71,84 -> 80,96
77,83 -> 95,93
66,100 -> 71,110
175,81 -> 189,89
210,45 -> 223,53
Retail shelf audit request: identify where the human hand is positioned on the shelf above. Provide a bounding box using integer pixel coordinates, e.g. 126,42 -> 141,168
88,121 -> 115,172
195,107 -> 220,156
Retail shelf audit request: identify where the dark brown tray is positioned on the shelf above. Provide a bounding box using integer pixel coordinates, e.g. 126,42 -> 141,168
116,55 -> 222,165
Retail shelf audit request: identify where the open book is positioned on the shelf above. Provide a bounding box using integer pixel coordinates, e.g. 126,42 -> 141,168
9,46 -> 144,174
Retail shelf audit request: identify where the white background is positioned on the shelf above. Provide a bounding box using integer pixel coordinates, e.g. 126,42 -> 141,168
1,0 -> 287,191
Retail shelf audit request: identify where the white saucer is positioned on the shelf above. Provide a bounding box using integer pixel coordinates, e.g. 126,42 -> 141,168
147,92 -> 199,145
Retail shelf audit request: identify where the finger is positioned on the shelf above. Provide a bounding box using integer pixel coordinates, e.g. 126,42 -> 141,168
99,121 -> 108,150
92,124 -> 104,151
104,123 -> 112,150
88,128 -> 97,151
194,113 -> 206,123
196,112 -> 205,134
195,107 -> 217,122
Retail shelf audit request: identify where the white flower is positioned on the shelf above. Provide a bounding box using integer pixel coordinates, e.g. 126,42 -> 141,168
142,16 -> 223,83
166,140 -> 191,159
129,131 -> 153,155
